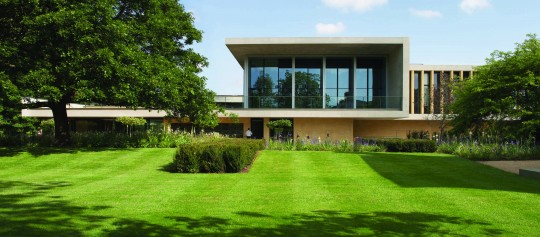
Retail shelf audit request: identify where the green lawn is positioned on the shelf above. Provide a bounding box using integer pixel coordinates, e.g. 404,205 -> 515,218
1,148 -> 539,236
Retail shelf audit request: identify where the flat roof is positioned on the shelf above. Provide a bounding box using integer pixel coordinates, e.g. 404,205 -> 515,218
409,64 -> 476,71
226,37 -> 408,67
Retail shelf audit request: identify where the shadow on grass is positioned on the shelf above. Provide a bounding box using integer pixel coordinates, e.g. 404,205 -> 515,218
104,210 -> 504,236
0,147 -> 28,157
0,180 -> 506,236
159,161 -> 177,173
361,152 -> 540,193
0,180 -> 111,237
0,147 -> 131,158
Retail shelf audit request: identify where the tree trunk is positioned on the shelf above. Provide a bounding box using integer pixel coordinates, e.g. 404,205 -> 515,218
50,102 -> 71,146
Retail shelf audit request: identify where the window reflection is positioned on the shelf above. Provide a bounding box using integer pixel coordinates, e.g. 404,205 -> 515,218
295,58 -> 322,108
414,71 -> 420,113
248,57 -> 391,109
326,58 -> 352,108
249,58 -> 292,108
356,58 -> 386,108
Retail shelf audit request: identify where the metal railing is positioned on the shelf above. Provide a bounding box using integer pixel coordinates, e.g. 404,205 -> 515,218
246,96 -> 403,109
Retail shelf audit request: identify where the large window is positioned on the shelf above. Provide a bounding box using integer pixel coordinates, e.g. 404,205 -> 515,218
356,58 -> 386,108
247,56 -> 393,110
433,72 -> 441,114
249,58 -> 292,108
295,58 -> 322,108
463,71 -> 471,79
413,71 -> 420,113
423,72 -> 430,114
326,58 -> 352,108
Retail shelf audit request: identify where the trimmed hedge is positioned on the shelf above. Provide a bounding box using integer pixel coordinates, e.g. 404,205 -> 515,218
437,142 -> 540,160
376,138 -> 437,152
174,138 -> 265,173
0,131 -> 193,148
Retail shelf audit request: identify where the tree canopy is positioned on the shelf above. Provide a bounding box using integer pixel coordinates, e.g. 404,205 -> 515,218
0,0 -> 220,145
0,72 -> 38,134
291,71 -> 322,108
450,34 -> 540,140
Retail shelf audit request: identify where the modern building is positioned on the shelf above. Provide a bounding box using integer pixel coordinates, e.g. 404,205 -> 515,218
22,37 -> 474,140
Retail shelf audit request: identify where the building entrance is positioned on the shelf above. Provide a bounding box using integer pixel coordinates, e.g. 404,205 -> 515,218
250,118 -> 264,139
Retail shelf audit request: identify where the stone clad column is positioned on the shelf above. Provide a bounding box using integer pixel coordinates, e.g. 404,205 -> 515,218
353,57 -> 357,109
410,70 -> 414,114
322,57 -> 326,109
430,70 -> 434,114
420,70 -> 424,114
292,57 -> 296,109
243,58 -> 249,108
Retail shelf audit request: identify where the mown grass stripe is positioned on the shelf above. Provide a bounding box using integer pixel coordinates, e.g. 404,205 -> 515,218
0,149 -> 539,236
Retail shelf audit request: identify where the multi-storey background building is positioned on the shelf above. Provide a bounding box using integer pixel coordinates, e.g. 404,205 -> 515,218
22,37 -> 474,140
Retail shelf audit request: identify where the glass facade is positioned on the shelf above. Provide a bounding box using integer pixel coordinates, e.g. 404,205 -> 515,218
423,72 -> 430,114
356,58 -> 386,108
247,57 -> 396,110
325,58 -> 353,108
295,58 -> 323,108
433,72 -> 441,114
413,71 -> 420,113
249,58 -> 292,108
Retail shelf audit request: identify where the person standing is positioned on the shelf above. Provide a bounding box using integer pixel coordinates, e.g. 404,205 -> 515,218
245,128 -> 252,139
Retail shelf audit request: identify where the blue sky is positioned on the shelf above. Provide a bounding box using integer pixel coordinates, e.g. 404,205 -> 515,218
182,0 -> 540,95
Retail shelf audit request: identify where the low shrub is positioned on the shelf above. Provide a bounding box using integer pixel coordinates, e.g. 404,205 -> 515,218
199,145 -> 225,173
175,143 -> 202,173
223,143 -> 260,172
335,139 -> 354,153
0,131 -> 193,148
174,138 -> 265,173
0,134 -> 53,147
436,142 -> 458,154
140,131 -> 192,148
407,130 -> 430,139
356,144 -> 386,152
437,142 -> 540,160
376,138 -> 437,152
267,139 -> 385,152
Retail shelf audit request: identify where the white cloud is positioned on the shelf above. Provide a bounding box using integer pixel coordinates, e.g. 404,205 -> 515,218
409,8 -> 442,19
322,0 -> 388,12
316,22 -> 346,34
460,0 -> 491,14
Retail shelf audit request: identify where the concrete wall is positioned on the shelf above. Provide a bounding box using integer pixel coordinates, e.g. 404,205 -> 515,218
294,118 -> 354,141
166,117 -> 441,140
387,45 -> 404,98
353,119 -> 439,138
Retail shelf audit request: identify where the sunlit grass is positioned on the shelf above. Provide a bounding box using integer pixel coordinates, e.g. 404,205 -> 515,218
0,149 -> 539,236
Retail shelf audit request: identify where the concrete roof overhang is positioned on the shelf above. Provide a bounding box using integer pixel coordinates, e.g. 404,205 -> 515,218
226,37 -> 408,68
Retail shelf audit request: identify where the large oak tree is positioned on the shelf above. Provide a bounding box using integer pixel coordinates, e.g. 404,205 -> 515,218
1,0 -> 220,145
